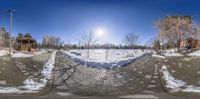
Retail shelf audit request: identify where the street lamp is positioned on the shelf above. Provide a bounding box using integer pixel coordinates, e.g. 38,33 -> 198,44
7,9 -> 16,56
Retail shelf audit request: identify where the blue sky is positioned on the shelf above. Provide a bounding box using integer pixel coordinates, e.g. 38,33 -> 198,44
0,0 -> 200,45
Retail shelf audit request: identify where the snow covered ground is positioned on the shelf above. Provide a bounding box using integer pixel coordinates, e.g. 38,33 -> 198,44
152,54 -> 165,59
0,49 -> 47,57
12,49 -> 47,58
161,49 -> 183,57
0,51 -> 56,94
65,49 -> 152,68
152,49 -> 183,59
0,50 -> 7,56
187,50 -> 200,57
159,49 -> 200,57
161,65 -> 200,93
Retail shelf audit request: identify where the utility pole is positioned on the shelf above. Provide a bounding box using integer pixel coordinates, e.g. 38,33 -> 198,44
7,9 -> 16,56
0,27 -> 2,48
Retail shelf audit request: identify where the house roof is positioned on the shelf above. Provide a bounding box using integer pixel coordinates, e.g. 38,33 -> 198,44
16,37 -> 36,42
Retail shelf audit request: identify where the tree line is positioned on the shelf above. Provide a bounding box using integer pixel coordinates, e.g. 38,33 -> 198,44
0,27 -> 152,51
40,35 -> 64,49
0,27 -> 12,48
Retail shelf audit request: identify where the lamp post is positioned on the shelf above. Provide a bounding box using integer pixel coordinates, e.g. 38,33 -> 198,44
7,9 -> 16,56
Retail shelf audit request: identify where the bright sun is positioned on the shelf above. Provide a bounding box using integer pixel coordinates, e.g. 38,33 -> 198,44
95,27 -> 106,38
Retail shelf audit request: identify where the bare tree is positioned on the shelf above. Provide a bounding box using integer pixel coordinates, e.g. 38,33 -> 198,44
155,16 -> 198,52
145,38 -> 155,48
42,35 -> 50,49
104,43 -> 112,60
123,33 -> 139,52
80,32 -> 98,59
63,40 -> 71,50
42,35 -> 64,49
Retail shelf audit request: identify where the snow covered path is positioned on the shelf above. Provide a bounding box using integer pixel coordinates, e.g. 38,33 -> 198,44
46,54 -> 200,98
51,51 -> 156,96
0,51 -> 57,94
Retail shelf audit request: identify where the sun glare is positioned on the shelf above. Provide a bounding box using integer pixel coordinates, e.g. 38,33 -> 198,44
95,27 -> 106,38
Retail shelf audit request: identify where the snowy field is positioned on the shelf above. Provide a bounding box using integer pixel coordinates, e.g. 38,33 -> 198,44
65,49 -> 152,68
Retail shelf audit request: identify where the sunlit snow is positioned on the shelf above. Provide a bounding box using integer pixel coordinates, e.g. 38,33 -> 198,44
65,49 -> 152,68
161,65 -> 200,93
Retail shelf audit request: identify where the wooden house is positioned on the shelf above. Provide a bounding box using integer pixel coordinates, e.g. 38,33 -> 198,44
14,33 -> 37,51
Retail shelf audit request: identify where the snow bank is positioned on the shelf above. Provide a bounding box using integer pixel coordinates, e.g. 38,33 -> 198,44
161,66 -> 186,89
0,51 -> 56,94
12,49 -> 46,58
187,50 -> 200,57
152,54 -> 165,59
164,53 -> 183,57
12,52 -> 33,58
162,49 -> 183,57
182,86 -> 200,93
154,49 -> 183,57
0,50 -> 7,56
65,49 -> 152,68
161,65 -> 200,93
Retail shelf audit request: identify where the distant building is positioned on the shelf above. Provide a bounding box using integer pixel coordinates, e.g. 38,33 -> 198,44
14,33 -> 37,51
179,38 -> 200,49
